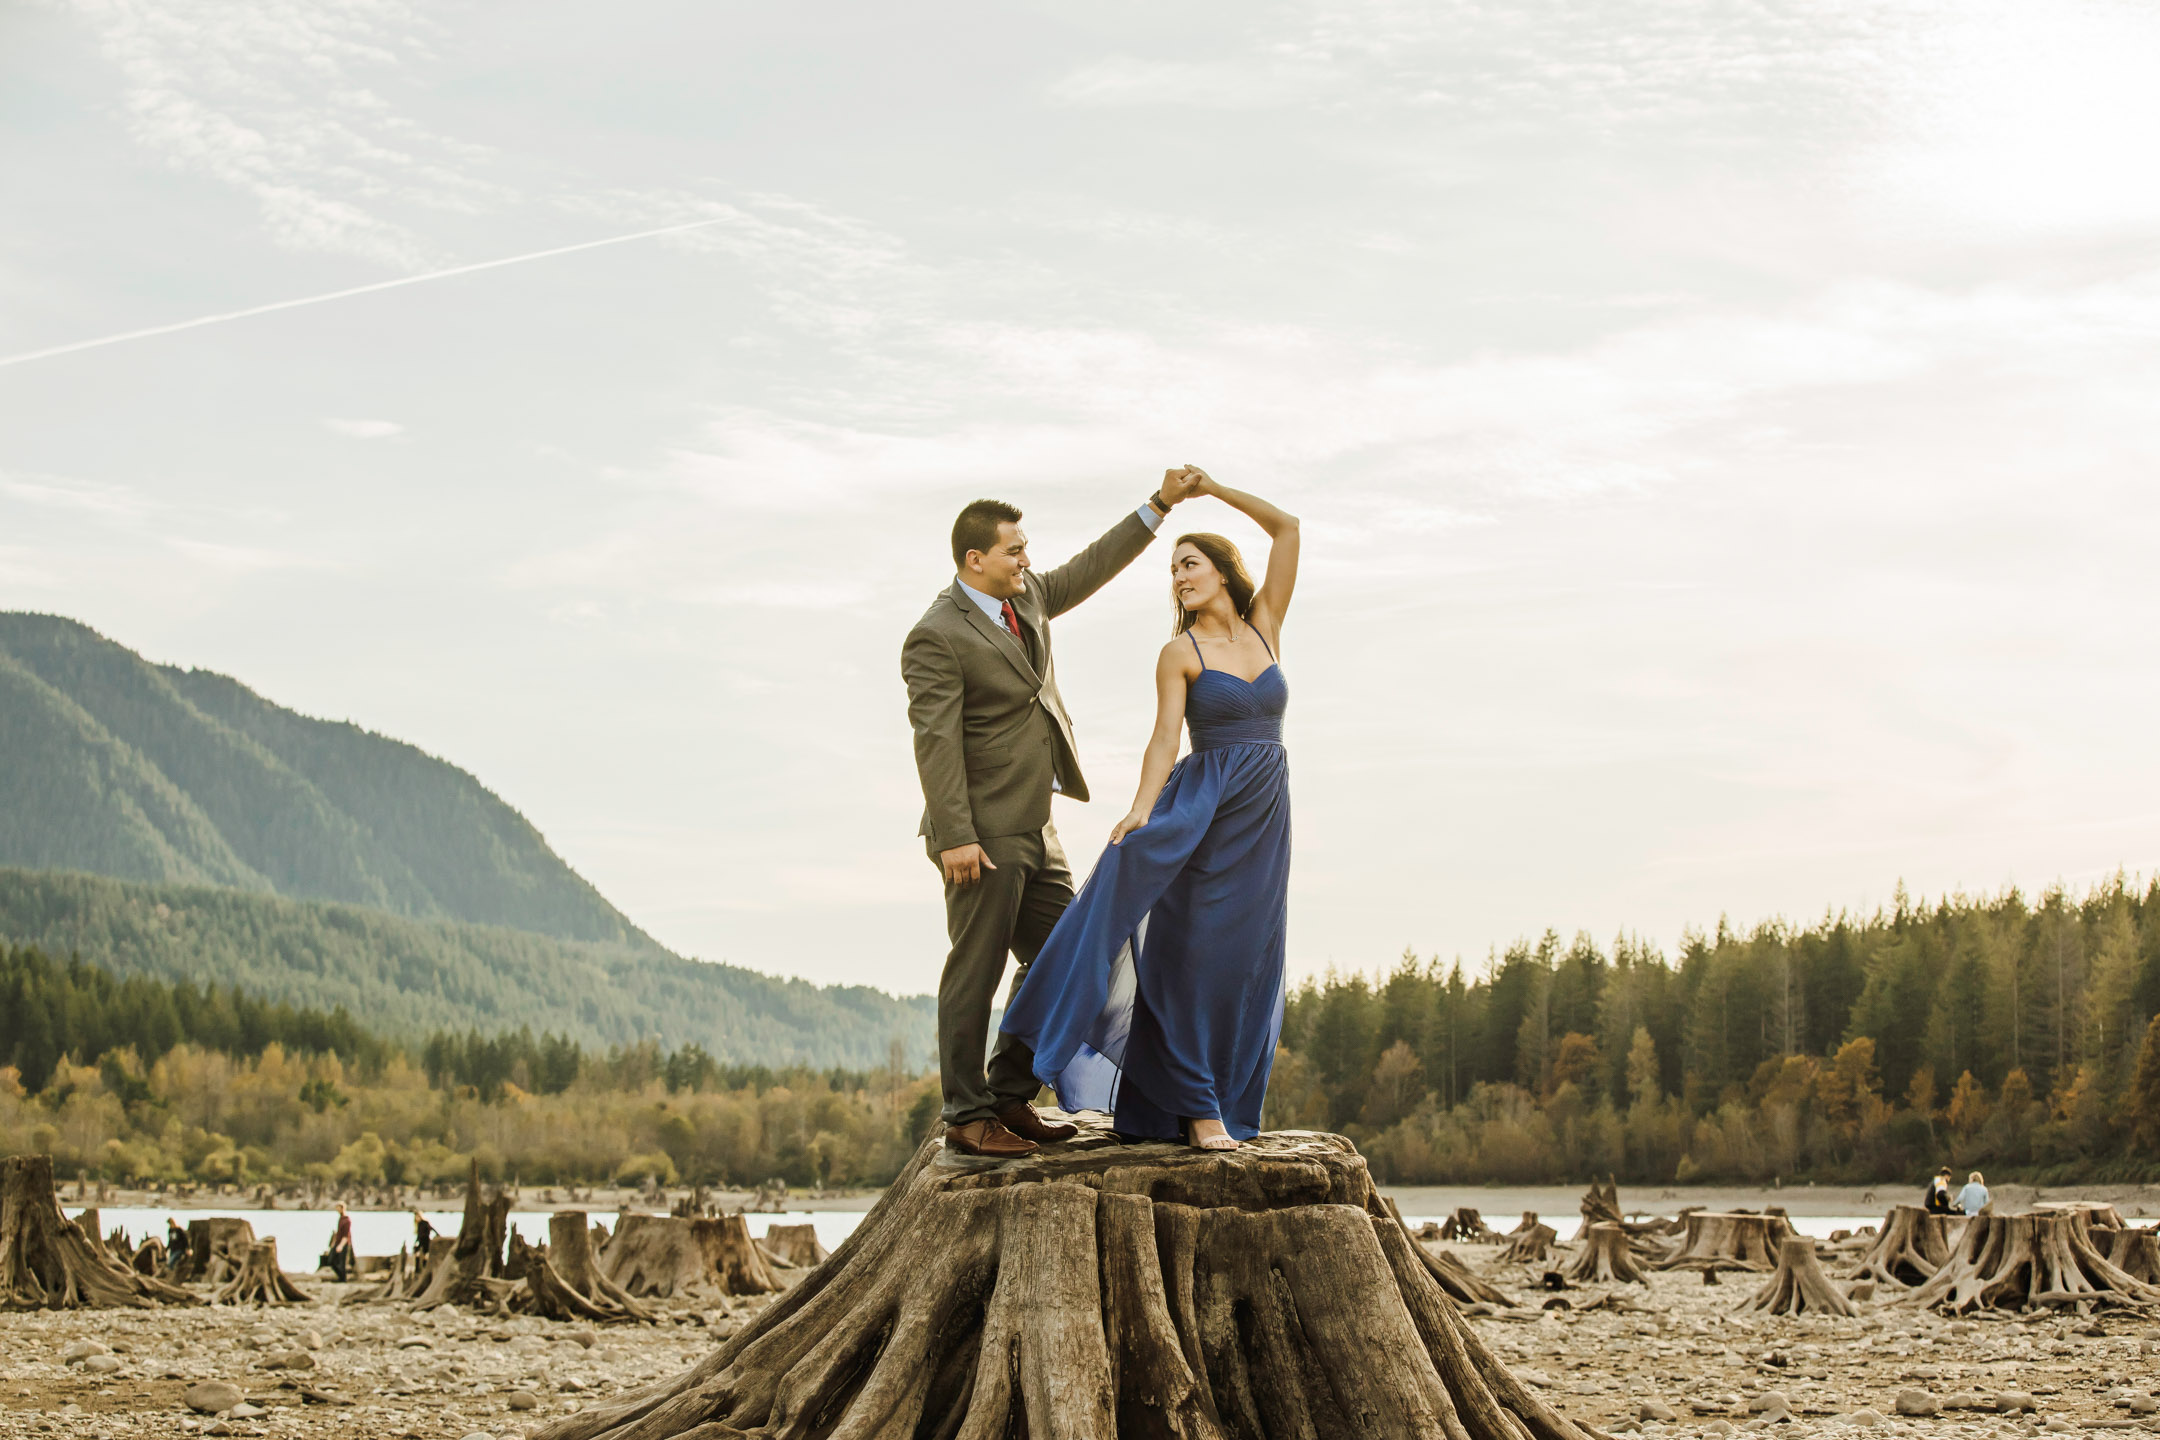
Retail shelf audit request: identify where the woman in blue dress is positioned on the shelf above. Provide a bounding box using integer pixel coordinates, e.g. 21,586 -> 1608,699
1000,469 -> 1297,1151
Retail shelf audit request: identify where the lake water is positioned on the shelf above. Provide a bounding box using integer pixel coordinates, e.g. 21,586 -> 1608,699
75,1204 -> 1882,1266
75,1206 -> 865,1265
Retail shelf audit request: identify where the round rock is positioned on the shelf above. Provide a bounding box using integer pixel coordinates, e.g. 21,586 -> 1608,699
1894,1390 -> 1939,1418
507,1391 -> 540,1411
184,1381 -> 245,1415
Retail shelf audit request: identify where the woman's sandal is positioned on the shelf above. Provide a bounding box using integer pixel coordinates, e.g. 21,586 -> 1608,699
1181,1117 -> 1241,1151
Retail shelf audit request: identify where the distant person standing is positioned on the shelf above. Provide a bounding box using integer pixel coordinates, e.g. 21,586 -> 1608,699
326,1201 -> 355,1280
1923,1167 -> 1957,1215
165,1218 -> 189,1272
1956,1170 -> 1991,1215
412,1209 -> 434,1254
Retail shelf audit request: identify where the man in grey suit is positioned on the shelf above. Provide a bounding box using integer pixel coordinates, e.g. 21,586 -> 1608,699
903,472 -> 1203,1156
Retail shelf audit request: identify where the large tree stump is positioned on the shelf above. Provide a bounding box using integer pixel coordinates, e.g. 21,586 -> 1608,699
1738,1237 -> 1859,1317
1657,1212 -> 1793,1272
1567,1223 -> 1649,1285
0,1156 -> 195,1309
1847,1206 -> 1960,1288
1499,1223 -> 1560,1267
516,1212 -> 656,1324
2100,1228 -> 2159,1286
409,1161 -> 511,1312
2034,1201 -> 2125,1230
1903,1212 -> 2160,1313
216,1238 -> 312,1305
601,1214 -> 782,1300
529,1121 -> 1609,1440
757,1223 -> 829,1270
182,1217 -> 258,1284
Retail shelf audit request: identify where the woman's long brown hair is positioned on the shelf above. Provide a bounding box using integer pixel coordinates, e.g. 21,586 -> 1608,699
1171,532 -> 1257,635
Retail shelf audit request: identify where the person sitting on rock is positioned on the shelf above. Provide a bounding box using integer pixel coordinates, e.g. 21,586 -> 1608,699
325,1201 -> 356,1280
1922,1166 -> 1957,1214
1955,1170 -> 1991,1216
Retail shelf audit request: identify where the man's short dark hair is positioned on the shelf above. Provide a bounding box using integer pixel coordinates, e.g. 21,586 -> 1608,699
952,499 -> 1022,568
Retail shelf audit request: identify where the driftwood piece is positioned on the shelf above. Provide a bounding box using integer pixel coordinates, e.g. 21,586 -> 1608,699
1903,1212 -> 2160,1313
602,1214 -> 782,1299
131,1237 -> 166,1276
1500,1222 -> 1560,1266
182,1217 -> 258,1284
0,1156 -> 196,1310
1848,1205 -> 1961,1287
216,1238 -> 312,1305
1738,1236 -> 1859,1317
527,1119 -> 1607,1440
756,1222 -> 828,1270
1567,1223 -> 1649,1285
1658,1211 -> 1794,1271
1572,1178 -> 1623,1241
515,1213 -> 656,1324
409,1162 -> 511,1312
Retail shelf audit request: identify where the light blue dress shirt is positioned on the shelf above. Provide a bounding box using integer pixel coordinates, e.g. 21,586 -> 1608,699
1955,1181 -> 1990,1215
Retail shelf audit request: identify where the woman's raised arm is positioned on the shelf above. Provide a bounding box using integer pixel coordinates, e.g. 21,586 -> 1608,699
1188,469 -> 1298,638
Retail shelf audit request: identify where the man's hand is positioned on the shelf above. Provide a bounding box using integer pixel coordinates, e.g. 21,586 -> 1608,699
940,843 -> 997,886
1159,466 -> 1207,507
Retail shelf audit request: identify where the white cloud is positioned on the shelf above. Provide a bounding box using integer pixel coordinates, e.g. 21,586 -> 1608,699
323,417 -> 403,438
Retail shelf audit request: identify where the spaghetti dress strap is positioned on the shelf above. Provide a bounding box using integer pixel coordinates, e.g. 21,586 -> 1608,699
1187,631 -> 1206,668
1249,624 -> 1276,661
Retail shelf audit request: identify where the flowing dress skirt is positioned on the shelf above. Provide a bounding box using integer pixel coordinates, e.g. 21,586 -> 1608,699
999,738 -> 1289,1140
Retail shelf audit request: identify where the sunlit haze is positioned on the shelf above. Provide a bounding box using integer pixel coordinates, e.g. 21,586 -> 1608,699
6,1 -> 2159,992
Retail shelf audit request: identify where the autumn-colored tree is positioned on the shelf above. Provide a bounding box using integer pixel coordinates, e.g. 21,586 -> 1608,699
1905,1065 -> 1938,1138
2129,1014 -> 2160,1156
1547,1032 -> 1603,1101
1815,1037 -> 1881,1136
1624,1027 -> 1661,1107
1946,1069 -> 1990,1137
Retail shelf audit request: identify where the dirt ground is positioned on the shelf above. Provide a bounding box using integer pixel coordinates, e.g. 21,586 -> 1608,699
4,1226 -> 2157,1440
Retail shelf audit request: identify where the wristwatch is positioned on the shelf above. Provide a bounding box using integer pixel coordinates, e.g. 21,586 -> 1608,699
1147,490 -> 1172,516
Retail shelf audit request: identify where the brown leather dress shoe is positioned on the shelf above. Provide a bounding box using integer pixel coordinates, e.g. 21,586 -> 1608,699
943,1117 -> 1038,1158
995,1102 -> 1079,1143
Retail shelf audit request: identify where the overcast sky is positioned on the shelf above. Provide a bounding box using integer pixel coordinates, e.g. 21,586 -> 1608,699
5,0 -> 2160,994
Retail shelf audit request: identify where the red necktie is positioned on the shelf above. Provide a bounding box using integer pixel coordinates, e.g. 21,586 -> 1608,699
1000,601 -> 1022,640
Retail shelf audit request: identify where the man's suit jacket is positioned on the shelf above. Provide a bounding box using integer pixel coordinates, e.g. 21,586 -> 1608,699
903,510 -> 1158,852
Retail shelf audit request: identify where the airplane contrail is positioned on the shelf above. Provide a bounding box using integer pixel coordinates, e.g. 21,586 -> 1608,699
0,218 -> 726,371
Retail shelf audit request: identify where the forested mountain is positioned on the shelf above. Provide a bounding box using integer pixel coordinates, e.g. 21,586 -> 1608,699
0,868 -> 933,1067
1270,877 -> 2160,1184
0,612 -> 647,943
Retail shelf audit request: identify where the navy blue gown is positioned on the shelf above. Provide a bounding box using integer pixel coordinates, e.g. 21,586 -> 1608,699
1000,629 -> 1289,1140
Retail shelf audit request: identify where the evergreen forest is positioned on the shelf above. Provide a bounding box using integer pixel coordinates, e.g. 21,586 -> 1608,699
1263,877 -> 2160,1185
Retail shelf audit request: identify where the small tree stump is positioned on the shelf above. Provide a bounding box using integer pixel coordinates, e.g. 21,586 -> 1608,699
1903,1212 -> 2160,1313
1500,1223 -> 1560,1266
1440,1208 -> 1493,1242
1657,1212 -> 1793,1271
131,1237 -> 166,1276
182,1217 -> 258,1284
1738,1236 -> 1859,1317
529,1121 -> 1608,1440
601,1214 -> 782,1299
1567,1223 -> 1649,1285
214,1238 -> 312,1305
757,1223 -> 829,1270
1847,1205 -> 1960,1288
516,1212 -> 656,1324
0,1156 -> 195,1309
